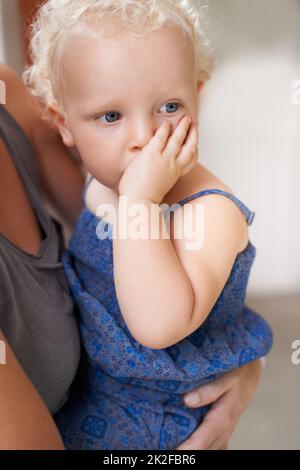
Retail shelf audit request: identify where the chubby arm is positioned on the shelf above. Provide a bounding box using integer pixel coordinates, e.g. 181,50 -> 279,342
0,331 -> 64,450
113,193 -> 247,349
113,198 -> 195,349
168,193 -> 248,337
0,64 -> 84,229
112,117 -> 248,349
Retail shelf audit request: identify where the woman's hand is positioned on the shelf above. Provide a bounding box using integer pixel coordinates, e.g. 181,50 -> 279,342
118,116 -> 198,204
177,359 -> 264,450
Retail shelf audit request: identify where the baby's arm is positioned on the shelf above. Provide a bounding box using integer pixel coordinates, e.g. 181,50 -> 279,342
113,199 -> 195,349
113,119 -> 247,349
114,195 -> 247,349
167,192 -> 248,341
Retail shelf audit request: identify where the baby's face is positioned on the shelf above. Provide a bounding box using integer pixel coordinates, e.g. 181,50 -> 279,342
59,26 -> 202,190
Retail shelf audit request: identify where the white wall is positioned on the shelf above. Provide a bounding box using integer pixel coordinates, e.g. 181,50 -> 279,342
0,0 -> 23,73
198,0 -> 300,295
0,1 -> 5,63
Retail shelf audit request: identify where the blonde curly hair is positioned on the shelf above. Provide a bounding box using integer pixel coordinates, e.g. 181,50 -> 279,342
23,0 -> 213,110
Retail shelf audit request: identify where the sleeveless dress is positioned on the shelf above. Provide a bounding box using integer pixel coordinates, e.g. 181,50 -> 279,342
55,186 -> 273,449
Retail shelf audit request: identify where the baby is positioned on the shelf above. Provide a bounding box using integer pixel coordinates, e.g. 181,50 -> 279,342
25,0 -> 273,450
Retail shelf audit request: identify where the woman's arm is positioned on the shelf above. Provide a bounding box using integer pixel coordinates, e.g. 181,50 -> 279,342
0,331 -> 64,450
177,359 -> 264,450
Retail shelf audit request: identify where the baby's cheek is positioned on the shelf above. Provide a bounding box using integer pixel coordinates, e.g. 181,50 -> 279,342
85,155 -> 121,188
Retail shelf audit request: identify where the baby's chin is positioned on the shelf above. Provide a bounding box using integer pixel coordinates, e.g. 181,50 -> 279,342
94,175 -> 120,192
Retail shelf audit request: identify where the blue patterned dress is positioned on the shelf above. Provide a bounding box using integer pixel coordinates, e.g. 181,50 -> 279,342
55,188 -> 273,450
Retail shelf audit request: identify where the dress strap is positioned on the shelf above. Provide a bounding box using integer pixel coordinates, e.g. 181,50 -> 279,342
175,188 -> 255,225
82,180 -> 255,226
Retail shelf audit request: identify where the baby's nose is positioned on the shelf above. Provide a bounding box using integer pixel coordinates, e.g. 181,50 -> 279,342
129,119 -> 158,151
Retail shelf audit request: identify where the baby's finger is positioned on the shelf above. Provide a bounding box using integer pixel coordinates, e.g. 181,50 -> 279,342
148,121 -> 171,153
176,125 -> 198,169
179,152 -> 198,177
163,116 -> 191,159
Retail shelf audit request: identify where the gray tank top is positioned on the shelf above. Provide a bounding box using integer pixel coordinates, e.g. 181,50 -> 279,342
0,105 -> 80,414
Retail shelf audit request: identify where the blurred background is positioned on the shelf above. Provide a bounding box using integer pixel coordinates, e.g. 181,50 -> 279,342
0,0 -> 299,449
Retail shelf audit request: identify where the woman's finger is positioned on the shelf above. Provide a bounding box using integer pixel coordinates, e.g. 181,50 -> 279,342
183,373 -> 232,408
177,391 -> 234,450
176,417 -> 218,450
203,393 -> 236,450
208,438 -> 230,450
179,362 -> 264,451
211,439 -> 230,450
206,424 -> 232,450
177,405 -> 227,450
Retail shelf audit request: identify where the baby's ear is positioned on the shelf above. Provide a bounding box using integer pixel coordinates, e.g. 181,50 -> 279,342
48,102 -> 74,147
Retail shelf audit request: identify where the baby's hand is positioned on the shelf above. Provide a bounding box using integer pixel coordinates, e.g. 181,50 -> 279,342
118,116 -> 198,204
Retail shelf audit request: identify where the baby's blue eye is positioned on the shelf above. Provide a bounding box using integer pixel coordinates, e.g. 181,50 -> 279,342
161,102 -> 180,113
100,111 -> 122,124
